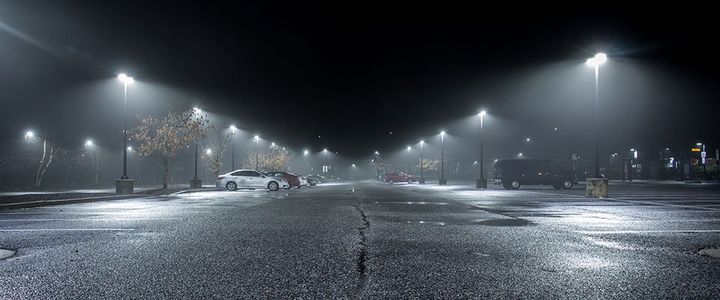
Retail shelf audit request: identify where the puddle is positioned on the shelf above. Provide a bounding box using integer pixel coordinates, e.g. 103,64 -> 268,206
699,248 -> 720,259
0,249 -> 15,260
476,219 -> 534,227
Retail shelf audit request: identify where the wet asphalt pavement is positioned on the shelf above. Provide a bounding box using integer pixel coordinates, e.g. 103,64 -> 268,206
1,181 -> 719,298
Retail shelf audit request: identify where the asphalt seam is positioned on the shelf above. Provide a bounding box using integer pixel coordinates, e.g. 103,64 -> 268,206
353,198 -> 370,297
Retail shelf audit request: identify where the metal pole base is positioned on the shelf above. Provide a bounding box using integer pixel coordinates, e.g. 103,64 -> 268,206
190,178 -> 203,189
439,179 -> 447,185
419,179 -> 425,184
476,178 -> 487,189
115,179 -> 134,195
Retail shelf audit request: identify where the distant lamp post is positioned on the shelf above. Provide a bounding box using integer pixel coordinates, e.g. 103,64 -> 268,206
85,139 -> 93,147
477,110 -> 487,189
406,146 -> 412,174
116,73 -> 135,194
419,140 -> 425,184
303,150 -> 309,156
190,108 -> 204,189
230,125 -> 237,170
439,131 -> 447,185
254,135 -> 260,170
24,131 -> 34,140
323,148 -> 328,174
586,53 -> 607,179
517,152 -> 523,158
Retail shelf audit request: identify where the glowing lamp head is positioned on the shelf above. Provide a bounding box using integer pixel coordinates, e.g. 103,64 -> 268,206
440,131 -> 446,136
117,73 -> 134,84
85,139 -> 93,147
206,148 -> 212,155
420,140 -> 424,146
479,110 -> 487,117
303,150 -> 309,156
127,146 -> 133,152
193,107 -> 202,114
407,146 -> 411,151
586,53 -> 607,67
25,131 -> 34,138
230,125 -> 237,132
323,148 -> 328,153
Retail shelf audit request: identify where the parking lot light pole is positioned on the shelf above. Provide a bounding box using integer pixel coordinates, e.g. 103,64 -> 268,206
586,53 -> 607,178
439,131 -> 447,185
254,135 -> 260,170
419,140 -> 425,184
477,111 -> 487,189
406,146 -> 411,174
116,73 -> 134,194
230,125 -> 237,170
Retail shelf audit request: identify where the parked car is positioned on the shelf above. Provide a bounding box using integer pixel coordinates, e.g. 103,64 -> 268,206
383,172 -> 413,184
217,169 -> 287,191
265,171 -> 306,188
493,159 -> 576,190
306,174 -> 325,186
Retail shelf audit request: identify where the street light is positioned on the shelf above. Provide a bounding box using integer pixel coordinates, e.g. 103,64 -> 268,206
586,52 -> 607,179
254,135 -> 260,170
85,139 -> 93,147
206,148 -> 212,155
117,73 -> 134,186
406,146 -> 412,174
517,152 -> 523,158
229,125 -> 237,170
190,108 -> 204,188
439,131 -> 446,185
477,110 -> 487,189
24,131 -> 34,140
303,150 -> 309,156
419,140 -> 425,184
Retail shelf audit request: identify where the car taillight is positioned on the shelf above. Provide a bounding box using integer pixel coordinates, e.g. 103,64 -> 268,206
217,176 -> 225,180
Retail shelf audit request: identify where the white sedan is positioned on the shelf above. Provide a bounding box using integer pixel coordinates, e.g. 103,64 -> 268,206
217,169 -> 287,191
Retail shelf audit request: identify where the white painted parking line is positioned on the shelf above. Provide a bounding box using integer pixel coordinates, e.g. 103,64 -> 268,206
576,230 -> 720,234
0,218 -> 182,221
0,228 -> 135,232
604,198 -> 720,211
376,202 -> 449,205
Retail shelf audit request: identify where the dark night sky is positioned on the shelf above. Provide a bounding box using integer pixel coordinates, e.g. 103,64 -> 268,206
1,1 -> 718,159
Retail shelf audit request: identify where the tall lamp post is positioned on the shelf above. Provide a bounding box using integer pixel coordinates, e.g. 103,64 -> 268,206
230,125 -> 237,170
585,52 -> 608,197
374,150 -> 380,180
439,131 -> 447,185
190,107 -> 203,188
406,146 -> 412,174
419,140 -> 425,184
254,135 -> 260,170
586,53 -> 607,178
477,111 -> 487,189
323,148 -> 328,175
115,74 -> 135,194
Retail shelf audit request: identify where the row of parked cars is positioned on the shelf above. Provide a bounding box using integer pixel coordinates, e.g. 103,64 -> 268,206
380,158 -> 577,190
217,169 -> 326,191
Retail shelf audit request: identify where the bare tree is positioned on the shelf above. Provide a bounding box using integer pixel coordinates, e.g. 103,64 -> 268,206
34,138 -> 57,188
202,125 -> 232,178
245,147 -> 290,171
132,109 -> 208,189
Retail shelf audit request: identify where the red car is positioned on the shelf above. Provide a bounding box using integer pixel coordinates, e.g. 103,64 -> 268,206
265,171 -> 301,188
383,172 -> 413,184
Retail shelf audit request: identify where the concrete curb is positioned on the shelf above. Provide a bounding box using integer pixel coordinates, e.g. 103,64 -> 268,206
0,194 -> 152,210
169,188 -> 224,196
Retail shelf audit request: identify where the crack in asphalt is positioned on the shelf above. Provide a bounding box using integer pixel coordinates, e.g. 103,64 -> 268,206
353,199 -> 370,296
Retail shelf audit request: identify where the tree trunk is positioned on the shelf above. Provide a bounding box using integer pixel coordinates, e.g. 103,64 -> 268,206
162,158 -> 169,190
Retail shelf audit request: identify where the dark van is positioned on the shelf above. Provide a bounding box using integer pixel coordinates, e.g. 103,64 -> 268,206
493,159 -> 576,190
